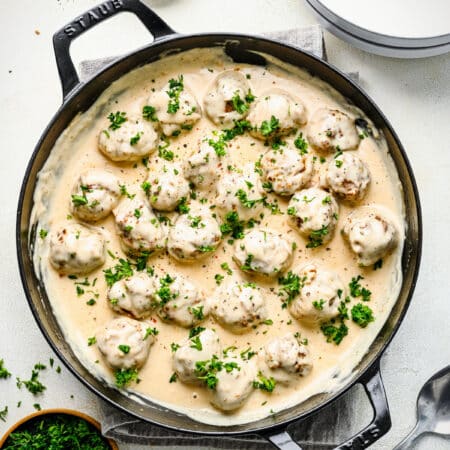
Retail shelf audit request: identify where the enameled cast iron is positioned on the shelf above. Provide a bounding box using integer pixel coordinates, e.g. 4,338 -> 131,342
16,0 -> 422,448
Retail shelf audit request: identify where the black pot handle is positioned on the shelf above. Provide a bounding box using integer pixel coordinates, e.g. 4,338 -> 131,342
52,0 -> 175,99
265,361 -> 391,450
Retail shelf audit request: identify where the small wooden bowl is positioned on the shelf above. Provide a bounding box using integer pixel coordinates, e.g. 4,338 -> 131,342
0,408 -> 118,449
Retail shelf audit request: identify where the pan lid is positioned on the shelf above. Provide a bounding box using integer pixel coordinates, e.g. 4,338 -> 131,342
307,0 -> 450,50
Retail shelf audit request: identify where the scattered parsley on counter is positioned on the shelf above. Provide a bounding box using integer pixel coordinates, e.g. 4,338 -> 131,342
253,372 -> 276,393
0,359 -> 11,379
351,303 -> 375,328
107,111 -> 127,130
2,413 -> 111,449
16,364 -> 47,395
0,405 -> 8,422
115,367 -> 139,388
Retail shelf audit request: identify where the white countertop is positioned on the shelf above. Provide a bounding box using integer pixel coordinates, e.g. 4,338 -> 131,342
0,1 -> 449,449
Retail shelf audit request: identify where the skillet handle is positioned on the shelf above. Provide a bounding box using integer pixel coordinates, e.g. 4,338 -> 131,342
52,0 -> 175,99
265,361 -> 391,450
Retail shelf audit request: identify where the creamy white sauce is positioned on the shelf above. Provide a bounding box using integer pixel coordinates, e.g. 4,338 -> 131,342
30,48 -> 405,426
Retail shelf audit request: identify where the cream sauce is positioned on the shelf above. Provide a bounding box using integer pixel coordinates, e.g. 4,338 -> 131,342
31,48 -> 404,426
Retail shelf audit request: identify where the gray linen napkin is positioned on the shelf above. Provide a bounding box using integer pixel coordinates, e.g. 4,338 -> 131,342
81,25 -> 362,448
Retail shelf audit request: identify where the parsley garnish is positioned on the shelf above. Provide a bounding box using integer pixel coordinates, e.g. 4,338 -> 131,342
190,306 -> 204,321
351,303 -> 375,328
71,194 -> 88,207
190,336 -> 203,351
220,211 -> 245,240
220,262 -> 233,275
169,372 -> 178,383
231,92 -> 249,114
294,132 -> 308,154
166,75 -> 184,114
144,327 -> 159,339
158,142 -> 174,161
306,225 -> 329,248
321,321 -> 348,345
130,132 -> 142,146
142,105 -> 158,121
260,115 -> 280,136
312,299 -> 325,310
349,275 -> 372,301
214,273 -> 225,285
171,343 -> 180,352
176,196 -> 190,214
118,344 -> 130,354
107,111 -> 127,130
189,326 -> 205,338
253,372 -> 276,392
39,229 -> 48,239
114,367 -> 138,388
278,271 -> 305,308
103,259 -> 134,287
235,189 -> 264,209
0,406 -> 7,422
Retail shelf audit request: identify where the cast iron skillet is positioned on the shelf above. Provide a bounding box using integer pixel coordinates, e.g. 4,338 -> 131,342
16,0 -> 422,448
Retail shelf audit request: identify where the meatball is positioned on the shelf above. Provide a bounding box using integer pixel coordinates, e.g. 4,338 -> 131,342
97,317 -> 154,370
259,333 -> 312,384
98,114 -> 158,162
167,202 -> 221,262
172,329 -> 221,383
49,222 -> 105,275
209,280 -> 268,333
108,272 -> 157,319
260,143 -> 313,196
325,152 -> 370,202
204,70 -> 252,128
113,193 -> 166,257
215,163 -> 265,221
307,108 -> 360,152
146,76 -> 201,136
288,263 -> 345,324
211,354 -> 258,411
233,228 -> 293,277
144,164 -> 190,212
184,138 -> 224,190
155,272 -> 207,327
342,207 -> 399,266
247,92 -> 307,140
287,188 -> 339,248
70,169 -> 121,222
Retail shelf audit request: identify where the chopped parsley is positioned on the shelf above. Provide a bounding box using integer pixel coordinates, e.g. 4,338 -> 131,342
231,92 -> 249,114
114,367 -> 139,388
240,254 -> 254,271
176,196 -> 190,214
0,406 -> 7,422
0,359 -> 11,379
208,137 -> 227,157
320,321 -> 349,345
39,229 -> 48,239
198,245 -> 215,253
158,142 -> 174,161
351,303 -> 375,328
16,364 -> 47,395
214,273 -> 225,285
130,132 -> 142,146
260,115 -> 279,136
169,372 -> 178,383
155,274 -> 176,307
349,275 -> 372,301
294,132 -> 308,154
142,105 -> 158,121
171,343 -> 180,352
87,337 -> 96,346
118,344 -> 130,354
107,111 -> 127,130
189,326 -> 205,338
253,372 -> 276,393
103,258 -> 134,287
144,327 -> 159,339
190,336 -> 203,351
235,189 -> 264,209
240,347 -> 256,360
278,271 -> 305,308
166,75 -> 184,114
373,259 -> 383,270
262,319 -> 273,325
306,226 -> 329,248
190,306 -> 204,321
220,211 -> 245,240
220,262 -> 233,275
71,194 -> 88,207
119,184 -> 135,199
312,299 -> 325,310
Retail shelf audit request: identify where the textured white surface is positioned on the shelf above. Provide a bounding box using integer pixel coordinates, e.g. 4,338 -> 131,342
0,0 -> 449,449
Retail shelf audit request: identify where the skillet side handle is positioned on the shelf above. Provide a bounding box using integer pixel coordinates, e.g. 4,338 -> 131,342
336,361 -> 392,449
52,0 -> 175,100
264,362 -> 391,450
